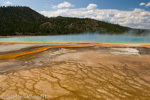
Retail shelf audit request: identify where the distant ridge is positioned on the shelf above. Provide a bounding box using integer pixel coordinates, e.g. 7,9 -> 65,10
0,6 -> 148,36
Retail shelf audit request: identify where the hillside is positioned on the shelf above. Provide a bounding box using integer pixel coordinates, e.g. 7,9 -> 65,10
0,6 -> 139,36
40,16 -> 129,35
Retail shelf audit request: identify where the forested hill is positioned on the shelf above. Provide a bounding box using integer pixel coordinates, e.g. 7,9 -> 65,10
0,6 -> 48,35
0,6 -> 139,36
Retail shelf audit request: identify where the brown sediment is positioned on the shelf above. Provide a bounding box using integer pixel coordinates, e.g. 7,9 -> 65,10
0,47 -> 150,100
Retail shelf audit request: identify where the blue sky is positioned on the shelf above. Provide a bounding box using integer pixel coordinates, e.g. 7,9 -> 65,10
0,0 -> 150,11
0,0 -> 150,29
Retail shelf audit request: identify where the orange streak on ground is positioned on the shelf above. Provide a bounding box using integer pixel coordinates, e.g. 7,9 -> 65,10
0,47 -> 52,60
0,43 -> 150,60
0,44 -> 95,60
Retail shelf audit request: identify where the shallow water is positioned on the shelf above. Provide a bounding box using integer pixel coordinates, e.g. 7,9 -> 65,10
0,33 -> 150,43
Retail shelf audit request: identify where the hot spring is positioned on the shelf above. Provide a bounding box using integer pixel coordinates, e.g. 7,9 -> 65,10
0,33 -> 150,44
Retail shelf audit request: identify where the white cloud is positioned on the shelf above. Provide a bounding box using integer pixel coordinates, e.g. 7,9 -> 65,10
145,2 -> 150,7
52,2 -> 74,9
40,4 -> 150,29
5,1 -> 12,5
139,2 -> 145,6
140,2 -> 150,7
87,4 -> 98,9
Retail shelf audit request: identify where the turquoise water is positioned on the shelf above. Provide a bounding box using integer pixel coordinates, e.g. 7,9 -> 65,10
0,33 -> 150,43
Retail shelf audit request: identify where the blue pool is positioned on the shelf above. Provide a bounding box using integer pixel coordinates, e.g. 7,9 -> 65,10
0,33 -> 150,44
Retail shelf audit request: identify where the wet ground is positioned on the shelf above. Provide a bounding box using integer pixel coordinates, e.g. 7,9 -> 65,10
0,43 -> 150,100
